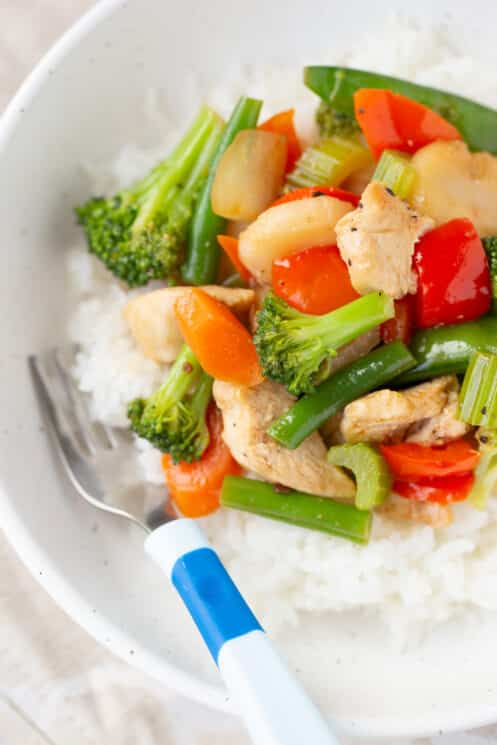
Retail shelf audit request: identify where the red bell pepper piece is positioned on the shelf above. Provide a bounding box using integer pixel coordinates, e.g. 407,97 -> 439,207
259,109 -> 302,173
271,185 -> 360,208
394,473 -> 475,505
354,89 -> 461,159
381,295 -> 416,345
380,439 -> 480,481
272,244 -> 360,315
414,218 -> 491,328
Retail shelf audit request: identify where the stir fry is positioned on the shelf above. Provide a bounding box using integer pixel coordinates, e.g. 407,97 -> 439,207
76,68 -> 497,544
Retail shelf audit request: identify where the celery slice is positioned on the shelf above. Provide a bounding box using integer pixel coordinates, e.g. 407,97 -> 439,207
373,149 -> 416,200
286,136 -> 371,188
327,443 -> 392,511
459,352 -> 497,427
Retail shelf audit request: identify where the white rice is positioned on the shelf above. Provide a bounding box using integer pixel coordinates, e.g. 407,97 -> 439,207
67,16 -> 497,646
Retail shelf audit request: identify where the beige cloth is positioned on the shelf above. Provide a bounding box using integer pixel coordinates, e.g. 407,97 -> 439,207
2,3 -> 497,744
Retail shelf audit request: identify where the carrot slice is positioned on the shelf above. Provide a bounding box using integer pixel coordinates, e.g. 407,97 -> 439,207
217,235 -> 252,281
259,108 -> 302,172
175,288 -> 263,387
163,405 -> 241,517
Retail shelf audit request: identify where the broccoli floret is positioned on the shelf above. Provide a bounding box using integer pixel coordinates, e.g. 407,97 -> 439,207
483,236 -> 497,311
76,106 -> 224,287
254,291 -> 393,396
316,101 -> 360,139
128,345 -> 213,462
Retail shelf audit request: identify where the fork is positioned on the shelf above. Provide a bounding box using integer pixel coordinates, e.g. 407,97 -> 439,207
28,348 -> 340,745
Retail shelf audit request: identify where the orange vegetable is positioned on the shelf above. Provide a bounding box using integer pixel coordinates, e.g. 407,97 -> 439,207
163,405 -> 241,517
272,244 -> 359,315
354,89 -> 461,159
174,288 -> 263,387
259,108 -> 302,172
271,185 -> 360,208
217,235 -> 252,281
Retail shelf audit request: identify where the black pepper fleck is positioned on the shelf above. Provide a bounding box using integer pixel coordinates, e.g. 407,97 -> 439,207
480,435 -> 489,444
358,201 -> 363,209
312,190 -> 326,198
385,187 -> 394,196
358,107 -> 365,114
350,227 -> 357,232
347,259 -> 352,267
482,406 -> 488,415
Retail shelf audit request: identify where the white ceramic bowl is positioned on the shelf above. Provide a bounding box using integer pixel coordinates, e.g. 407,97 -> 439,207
3,0 -> 497,738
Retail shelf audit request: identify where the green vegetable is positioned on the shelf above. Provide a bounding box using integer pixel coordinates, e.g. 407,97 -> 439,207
327,443 -> 392,511
268,341 -> 415,449
316,101 -> 360,138
254,290 -> 395,396
182,97 -> 263,285
470,428 -> 497,509
373,149 -> 416,199
221,476 -> 372,544
286,136 -> 370,189
304,66 -> 497,154
483,237 -> 497,312
127,345 -> 212,462
459,352 -> 497,428
394,317 -> 497,385
76,106 -> 223,287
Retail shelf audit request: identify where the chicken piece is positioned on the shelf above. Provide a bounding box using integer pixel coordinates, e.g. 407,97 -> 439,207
328,327 -> 380,376
378,495 -> 453,528
335,181 -> 434,299
340,376 -> 466,445
411,140 -> 497,237
124,286 -> 255,364
407,383 -> 471,445
213,379 -> 355,499
238,196 -> 353,284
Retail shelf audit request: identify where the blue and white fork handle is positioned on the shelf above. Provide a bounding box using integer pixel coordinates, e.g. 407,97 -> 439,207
145,519 -> 340,745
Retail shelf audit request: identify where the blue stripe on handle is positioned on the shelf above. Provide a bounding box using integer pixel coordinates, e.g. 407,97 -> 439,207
171,547 -> 262,663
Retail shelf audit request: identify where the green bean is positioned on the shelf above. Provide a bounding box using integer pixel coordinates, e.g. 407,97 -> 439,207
182,97 -> 262,285
221,476 -> 372,544
268,341 -> 415,449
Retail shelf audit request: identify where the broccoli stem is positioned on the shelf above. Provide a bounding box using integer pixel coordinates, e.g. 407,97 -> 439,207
153,345 -> 202,414
268,342 -> 415,449
132,106 -> 221,235
166,119 -> 224,232
189,373 -> 214,428
299,291 -> 394,353
182,96 -> 263,286
221,476 -> 372,544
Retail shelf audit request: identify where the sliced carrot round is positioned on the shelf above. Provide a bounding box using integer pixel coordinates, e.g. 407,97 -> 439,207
175,288 -> 263,387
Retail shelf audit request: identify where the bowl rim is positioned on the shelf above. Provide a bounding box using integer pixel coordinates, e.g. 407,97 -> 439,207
2,0 -> 497,737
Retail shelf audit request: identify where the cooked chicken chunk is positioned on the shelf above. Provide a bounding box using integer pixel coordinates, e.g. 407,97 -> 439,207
378,495 -> 453,528
213,379 -> 355,499
340,376 -> 469,445
411,140 -> 497,237
335,181 -> 434,299
407,383 -> 470,445
238,196 -> 353,284
124,286 -> 255,364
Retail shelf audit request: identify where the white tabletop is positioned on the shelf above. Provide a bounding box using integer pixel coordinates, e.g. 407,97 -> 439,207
2,3 -> 497,744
